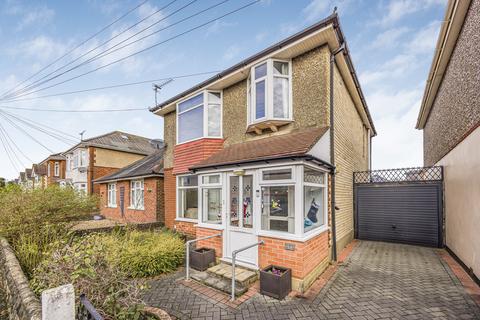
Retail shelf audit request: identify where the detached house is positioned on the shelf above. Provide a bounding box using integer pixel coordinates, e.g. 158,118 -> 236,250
416,0 -> 479,281
39,153 -> 66,187
151,13 -> 375,292
31,164 -> 47,188
62,131 -> 161,194
94,151 -> 165,224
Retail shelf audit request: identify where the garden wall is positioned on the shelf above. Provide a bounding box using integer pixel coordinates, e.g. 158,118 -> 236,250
0,237 -> 41,320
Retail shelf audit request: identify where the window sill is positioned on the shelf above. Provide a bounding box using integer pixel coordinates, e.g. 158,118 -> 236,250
195,223 -> 224,230
176,136 -> 223,146
107,205 -> 117,208
128,207 -> 144,211
246,119 -> 293,135
257,226 -> 329,243
175,217 -> 198,223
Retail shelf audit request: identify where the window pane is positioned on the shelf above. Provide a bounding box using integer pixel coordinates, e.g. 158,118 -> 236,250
229,176 -> 240,227
203,188 -> 222,224
207,92 -> 221,104
304,186 -> 325,232
255,80 -> 266,119
261,185 -> 294,233
255,63 -> 267,78
304,168 -> 325,184
273,61 -> 288,75
207,103 -> 221,137
179,188 -> 198,219
242,175 -> 253,228
179,175 -> 198,187
262,168 -> 292,180
178,106 -> 204,143
273,77 -> 289,118
202,175 -> 220,184
178,93 -> 203,113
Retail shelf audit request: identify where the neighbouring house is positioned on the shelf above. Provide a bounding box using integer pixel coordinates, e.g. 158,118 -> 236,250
31,163 -> 47,188
39,153 -> 67,187
150,12 -> 375,292
94,151 -> 165,224
17,171 -> 32,189
62,131 -> 162,195
416,0 -> 479,282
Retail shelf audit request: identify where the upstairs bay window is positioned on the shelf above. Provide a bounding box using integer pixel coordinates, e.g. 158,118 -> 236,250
177,91 -> 222,144
248,59 -> 292,126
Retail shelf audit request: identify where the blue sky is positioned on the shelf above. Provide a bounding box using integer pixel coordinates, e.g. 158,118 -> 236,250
0,0 -> 447,179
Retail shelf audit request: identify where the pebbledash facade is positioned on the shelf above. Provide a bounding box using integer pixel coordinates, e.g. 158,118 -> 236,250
151,14 -> 375,292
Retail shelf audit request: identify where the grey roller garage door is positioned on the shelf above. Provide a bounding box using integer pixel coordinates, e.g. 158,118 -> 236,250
354,167 -> 443,248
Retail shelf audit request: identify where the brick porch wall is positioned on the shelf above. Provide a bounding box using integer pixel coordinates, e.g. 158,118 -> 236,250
98,177 -> 162,223
173,138 -> 224,175
196,227 -> 223,258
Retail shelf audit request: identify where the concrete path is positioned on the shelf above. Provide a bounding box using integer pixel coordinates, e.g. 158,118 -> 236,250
142,241 -> 480,319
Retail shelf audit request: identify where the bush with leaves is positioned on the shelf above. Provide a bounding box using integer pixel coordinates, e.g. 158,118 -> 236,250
31,235 -> 147,320
104,229 -> 185,278
0,184 -> 98,276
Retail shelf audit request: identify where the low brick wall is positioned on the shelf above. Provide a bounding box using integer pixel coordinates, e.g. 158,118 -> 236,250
0,238 -> 41,320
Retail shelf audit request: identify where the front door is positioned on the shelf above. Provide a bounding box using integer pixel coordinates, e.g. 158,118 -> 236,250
224,173 -> 258,267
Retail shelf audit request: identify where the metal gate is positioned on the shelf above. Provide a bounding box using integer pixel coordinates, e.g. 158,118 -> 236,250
354,167 -> 443,248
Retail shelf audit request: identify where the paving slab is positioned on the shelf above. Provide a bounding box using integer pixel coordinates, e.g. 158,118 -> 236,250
143,241 -> 480,319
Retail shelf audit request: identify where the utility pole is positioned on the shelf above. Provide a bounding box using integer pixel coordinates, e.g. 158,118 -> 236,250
152,78 -> 174,107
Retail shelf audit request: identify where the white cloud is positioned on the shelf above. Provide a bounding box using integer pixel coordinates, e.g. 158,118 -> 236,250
255,31 -> 268,43
405,21 -> 441,54
378,0 -> 446,26
12,36 -> 68,62
4,1 -> 55,31
223,45 -> 241,61
303,0 -> 352,22
205,20 -> 237,37
368,87 -> 423,119
371,27 -> 410,49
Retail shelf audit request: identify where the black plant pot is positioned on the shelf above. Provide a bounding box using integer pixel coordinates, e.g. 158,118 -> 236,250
189,247 -> 216,271
260,265 -> 292,300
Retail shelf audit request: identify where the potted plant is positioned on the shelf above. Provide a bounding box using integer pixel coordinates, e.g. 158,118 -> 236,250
189,247 -> 215,271
260,265 -> 292,300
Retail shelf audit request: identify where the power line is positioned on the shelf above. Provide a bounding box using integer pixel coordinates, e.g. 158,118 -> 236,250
2,71 -> 220,103
2,0 -> 181,101
0,110 -> 79,140
0,129 -> 20,172
0,0 -> 150,100
0,111 -> 78,145
0,122 -> 34,163
0,125 -> 23,171
0,105 -> 149,113
1,0 -> 260,100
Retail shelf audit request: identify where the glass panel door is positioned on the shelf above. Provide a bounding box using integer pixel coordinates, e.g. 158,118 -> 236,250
242,175 -> 253,228
228,175 -> 254,229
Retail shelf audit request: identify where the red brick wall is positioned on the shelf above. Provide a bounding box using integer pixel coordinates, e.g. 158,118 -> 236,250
98,177 -> 162,223
196,227 -> 223,257
258,231 -> 329,279
175,221 -> 196,238
91,166 -> 120,195
164,168 -> 176,229
173,138 -> 224,174
46,160 -> 66,186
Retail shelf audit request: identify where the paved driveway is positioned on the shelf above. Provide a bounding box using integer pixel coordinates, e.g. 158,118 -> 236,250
143,241 -> 480,319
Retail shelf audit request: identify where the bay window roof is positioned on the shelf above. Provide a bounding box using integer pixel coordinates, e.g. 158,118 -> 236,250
190,127 -> 332,171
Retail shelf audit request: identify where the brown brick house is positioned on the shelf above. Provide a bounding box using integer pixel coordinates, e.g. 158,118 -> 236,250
416,0 -> 479,281
39,153 -> 66,187
150,12 -> 375,292
61,131 -> 161,195
94,151 -> 164,224
31,163 -> 47,188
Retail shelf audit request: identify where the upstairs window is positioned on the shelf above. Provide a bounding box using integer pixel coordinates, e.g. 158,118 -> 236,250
177,91 -> 222,144
248,59 -> 291,125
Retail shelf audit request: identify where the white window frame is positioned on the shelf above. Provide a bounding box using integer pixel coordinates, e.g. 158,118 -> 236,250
79,150 -> 87,167
130,180 -> 144,210
54,162 -> 60,177
248,59 -> 293,125
66,155 -> 72,172
107,183 -> 117,208
176,90 -> 223,145
302,165 -> 328,236
176,174 -> 199,221
259,166 -> 295,185
199,174 -> 223,225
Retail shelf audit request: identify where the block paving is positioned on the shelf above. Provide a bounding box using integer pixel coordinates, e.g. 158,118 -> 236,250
142,241 -> 480,319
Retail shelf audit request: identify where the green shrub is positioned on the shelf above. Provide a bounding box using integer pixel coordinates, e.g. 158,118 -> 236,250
31,235 -> 146,320
0,185 -> 97,275
104,229 -> 185,278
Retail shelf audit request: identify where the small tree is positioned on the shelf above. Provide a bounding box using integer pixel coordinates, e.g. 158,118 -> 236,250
0,177 -> 5,188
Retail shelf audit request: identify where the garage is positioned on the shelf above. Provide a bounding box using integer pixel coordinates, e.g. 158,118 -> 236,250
354,167 -> 443,248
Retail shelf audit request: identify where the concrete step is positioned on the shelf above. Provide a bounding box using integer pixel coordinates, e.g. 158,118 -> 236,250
190,269 -> 248,296
207,263 -> 258,286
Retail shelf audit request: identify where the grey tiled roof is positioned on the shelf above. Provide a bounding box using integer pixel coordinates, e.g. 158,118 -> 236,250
94,150 -> 164,183
70,131 -> 162,155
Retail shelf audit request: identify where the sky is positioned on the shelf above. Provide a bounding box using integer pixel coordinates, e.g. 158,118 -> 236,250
0,0 -> 447,180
